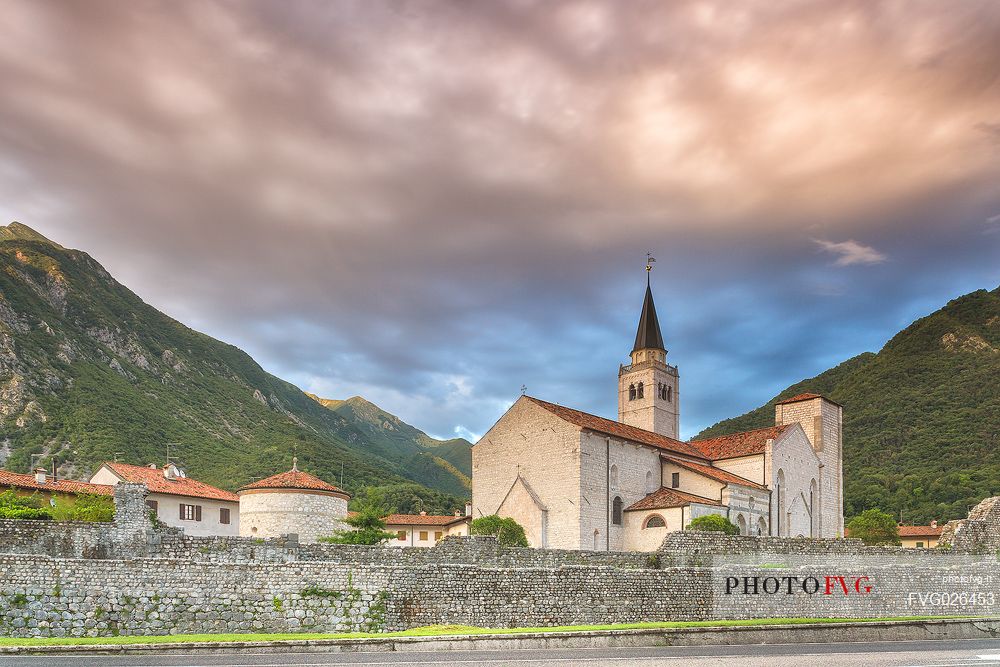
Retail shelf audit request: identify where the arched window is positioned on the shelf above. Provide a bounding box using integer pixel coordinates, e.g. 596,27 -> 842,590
667,386 -> 672,402
658,383 -> 667,400
645,470 -> 654,493
612,496 -> 623,526
644,514 -> 666,529
736,514 -> 747,535
636,382 -> 644,399
610,464 -> 619,489
628,384 -> 636,401
757,516 -> 767,536
593,529 -> 600,550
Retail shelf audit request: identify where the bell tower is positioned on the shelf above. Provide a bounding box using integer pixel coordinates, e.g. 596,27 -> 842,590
618,258 -> 680,438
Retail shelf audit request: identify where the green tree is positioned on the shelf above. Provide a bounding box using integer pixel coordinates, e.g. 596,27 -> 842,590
319,502 -> 396,545
688,514 -> 740,535
470,514 -> 529,547
846,509 -> 900,545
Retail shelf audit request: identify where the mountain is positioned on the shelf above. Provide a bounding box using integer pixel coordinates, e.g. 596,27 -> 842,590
696,287 -> 1000,524
307,394 -> 472,497
0,222 -> 468,506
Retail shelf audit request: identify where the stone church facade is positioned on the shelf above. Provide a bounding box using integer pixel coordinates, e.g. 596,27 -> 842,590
471,280 -> 844,551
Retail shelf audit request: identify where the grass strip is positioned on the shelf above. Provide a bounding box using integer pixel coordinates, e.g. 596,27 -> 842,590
0,616 -> 986,647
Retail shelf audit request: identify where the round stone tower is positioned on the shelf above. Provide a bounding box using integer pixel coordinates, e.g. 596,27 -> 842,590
237,458 -> 350,543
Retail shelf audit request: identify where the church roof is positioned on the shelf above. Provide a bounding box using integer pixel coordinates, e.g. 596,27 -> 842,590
524,397 -> 706,459
239,467 -> 349,497
690,425 -> 790,460
625,487 -> 722,511
661,455 -> 767,490
632,282 -> 665,352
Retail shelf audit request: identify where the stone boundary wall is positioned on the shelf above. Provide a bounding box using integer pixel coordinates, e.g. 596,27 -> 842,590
3,552 -> 1000,638
3,488 -> 1000,638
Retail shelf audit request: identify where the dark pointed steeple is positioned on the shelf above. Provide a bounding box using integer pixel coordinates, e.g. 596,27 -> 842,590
632,281 -> 665,353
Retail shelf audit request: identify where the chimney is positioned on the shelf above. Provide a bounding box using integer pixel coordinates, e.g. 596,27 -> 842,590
930,520 -> 938,528
465,502 -> 472,517
454,510 -> 462,517
34,467 -> 47,484
419,511 -> 427,516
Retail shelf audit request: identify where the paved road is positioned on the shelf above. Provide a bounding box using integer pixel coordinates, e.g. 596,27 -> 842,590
4,640 -> 1000,667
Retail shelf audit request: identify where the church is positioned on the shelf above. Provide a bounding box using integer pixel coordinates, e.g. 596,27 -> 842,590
471,277 -> 844,551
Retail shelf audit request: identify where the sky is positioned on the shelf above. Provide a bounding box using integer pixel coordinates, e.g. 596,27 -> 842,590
1,0 -> 999,441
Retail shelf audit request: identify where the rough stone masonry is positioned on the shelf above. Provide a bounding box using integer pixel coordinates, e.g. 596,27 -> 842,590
1,486 -> 999,638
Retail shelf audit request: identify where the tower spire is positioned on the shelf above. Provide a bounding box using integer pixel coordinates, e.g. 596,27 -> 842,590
633,258 -> 664,353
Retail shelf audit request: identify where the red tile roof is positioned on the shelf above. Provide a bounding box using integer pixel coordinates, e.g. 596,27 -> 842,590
239,469 -> 348,497
776,393 -> 842,407
843,525 -> 943,538
525,397 -> 706,459
898,525 -> 943,537
0,469 -> 114,496
384,513 -> 470,526
691,425 -> 789,460
101,462 -> 239,502
661,455 -> 767,490
625,487 -> 722,511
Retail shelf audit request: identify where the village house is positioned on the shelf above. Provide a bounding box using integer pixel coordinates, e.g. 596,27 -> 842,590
898,522 -> 943,548
472,274 -> 845,551
89,461 -> 240,537
0,468 -> 113,507
385,511 -> 472,547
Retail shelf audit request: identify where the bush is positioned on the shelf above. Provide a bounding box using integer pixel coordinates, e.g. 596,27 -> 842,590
52,493 -> 115,522
846,509 -> 900,545
0,489 -> 53,520
688,514 -> 740,535
470,515 -> 529,547
319,501 -> 396,545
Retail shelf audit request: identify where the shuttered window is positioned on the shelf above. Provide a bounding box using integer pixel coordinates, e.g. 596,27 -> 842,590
179,504 -> 202,521
220,508 -> 231,525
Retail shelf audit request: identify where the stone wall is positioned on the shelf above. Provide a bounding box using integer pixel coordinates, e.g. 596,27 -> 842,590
3,497 -> 1000,639
940,496 -> 1000,552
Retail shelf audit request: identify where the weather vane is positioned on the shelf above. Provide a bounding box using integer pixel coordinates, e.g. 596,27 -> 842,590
646,252 -> 656,284
521,384 -> 527,396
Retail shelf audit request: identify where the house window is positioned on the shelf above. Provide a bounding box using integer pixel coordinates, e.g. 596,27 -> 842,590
179,504 -> 202,521
397,530 -> 406,541
220,508 -> 231,525
434,531 -> 443,541
419,531 -> 428,541
671,472 -> 680,488
644,515 -> 666,529
612,496 -> 623,526
628,384 -> 636,400
636,382 -> 644,399
145,500 -> 158,514
916,541 -> 924,548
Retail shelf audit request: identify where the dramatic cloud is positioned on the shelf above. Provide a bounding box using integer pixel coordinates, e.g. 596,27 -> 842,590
813,239 -> 887,266
1,0 -> 998,439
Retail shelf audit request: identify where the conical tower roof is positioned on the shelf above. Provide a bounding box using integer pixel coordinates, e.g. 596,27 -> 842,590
632,282 -> 665,353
